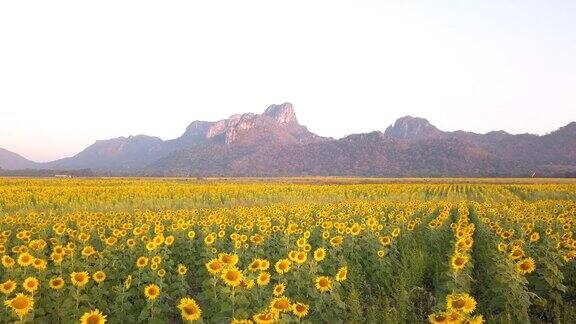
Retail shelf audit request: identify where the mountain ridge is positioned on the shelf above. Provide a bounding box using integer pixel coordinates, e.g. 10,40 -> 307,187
1,103 -> 576,177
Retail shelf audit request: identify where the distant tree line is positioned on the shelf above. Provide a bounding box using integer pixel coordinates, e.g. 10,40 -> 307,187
0,168 -> 95,177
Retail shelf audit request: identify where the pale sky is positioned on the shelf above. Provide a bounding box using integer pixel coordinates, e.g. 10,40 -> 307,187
1,1 -> 575,162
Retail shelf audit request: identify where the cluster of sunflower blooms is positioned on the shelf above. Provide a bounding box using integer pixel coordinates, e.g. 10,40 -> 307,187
478,199 -> 576,265
203,231 -> 349,323
449,203 -> 475,273
428,292 -> 483,324
428,203 -> 453,229
428,203 -> 482,323
476,203 -> 540,276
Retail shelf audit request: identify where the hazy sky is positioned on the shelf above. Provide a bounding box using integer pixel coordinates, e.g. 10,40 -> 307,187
1,1 -> 575,162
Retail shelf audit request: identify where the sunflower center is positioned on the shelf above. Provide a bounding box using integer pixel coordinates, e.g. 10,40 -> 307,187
86,314 -> 101,324
451,299 -> 465,309
435,315 -> 446,321
226,272 -> 238,281
274,300 -> 289,309
12,297 -> 30,310
183,305 -> 197,315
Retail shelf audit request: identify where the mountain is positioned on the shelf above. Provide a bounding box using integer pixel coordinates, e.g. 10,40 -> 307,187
384,116 -> 444,140
1,103 -> 576,177
0,148 -> 39,170
46,135 -> 165,171
41,102 -> 326,172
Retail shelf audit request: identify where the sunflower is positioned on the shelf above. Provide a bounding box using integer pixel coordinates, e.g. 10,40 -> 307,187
516,257 -> 536,275
146,242 -> 157,251
17,252 -> 34,267
509,247 -> 524,260
177,264 -> 188,276
204,234 -> 215,245
78,233 -> 90,242
71,271 -> 90,287
313,248 -> 326,261
206,259 -> 224,275
380,236 -> 392,246
257,272 -> 271,286
259,259 -> 270,271
218,253 -> 239,267
23,277 -> 39,293
151,256 -> 162,264
80,309 -> 107,324
252,312 -> 277,324
336,266 -> 348,282
164,235 -> 175,246
177,297 -> 202,322
105,237 -> 117,246
136,256 -> 149,268
292,302 -> 309,318
221,267 -> 243,287
51,252 -> 64,264
294,252 -> 307,264
270,296 -> 291,314
287,250 -> 298,262
330,236 -> 344,247
32,258 -> 47,271
93,271 -> 106,283
451,254 -> 468,271
275,259 -> 291,275
81,246 -> 96,257
428,312 -> 449,323
1,279 -> 16,295
273,283 -> 286,297
446,292 -> 476,314
144,284 -> 161,301
315,276 -> 332,292
49,277 -> 65,290
249,259 -> 262,272
4,293 -> 34,320
1,255 -> 15,268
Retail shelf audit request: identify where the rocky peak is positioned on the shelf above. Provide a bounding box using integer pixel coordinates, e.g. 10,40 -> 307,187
180,121 -> 215,141
263,102 -> 297,125
384,116 -> 443,140
206,113 -> 259,143
202,103 -> 305,144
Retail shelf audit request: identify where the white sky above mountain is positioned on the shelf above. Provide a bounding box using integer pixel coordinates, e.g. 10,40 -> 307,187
1,0 -> 575,162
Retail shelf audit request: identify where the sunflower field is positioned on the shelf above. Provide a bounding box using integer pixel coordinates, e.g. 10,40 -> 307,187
0,178 -> 575,323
